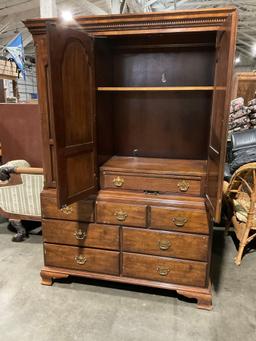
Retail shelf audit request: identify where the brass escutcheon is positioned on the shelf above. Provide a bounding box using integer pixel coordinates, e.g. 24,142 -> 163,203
60,205 -> 73,215
74,229 -> 86,240
177,180 -> 190,192
113,176 -> 124,187
114,209 -> 128,222
172,217 -> 188,227
75,255 -> 87,265
159,240 -> 171,251
157,266 -> 170,276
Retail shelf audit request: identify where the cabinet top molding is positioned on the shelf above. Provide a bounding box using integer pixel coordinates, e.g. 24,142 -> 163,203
24,7 -> 237,36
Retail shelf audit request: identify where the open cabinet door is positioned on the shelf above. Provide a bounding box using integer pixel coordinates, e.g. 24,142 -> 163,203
206,14 -> 237,223
47,24 -> 97,207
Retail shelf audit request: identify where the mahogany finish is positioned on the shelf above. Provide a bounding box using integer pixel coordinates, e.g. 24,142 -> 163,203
44,243 -> 120,275
150,206 -> 209,234
41,190 -> 94,222
42,220 -> 119,250
122,227 -> 208,261
122,253 -> 207,287
96,201 -> 147,227
25,8 -> 237,309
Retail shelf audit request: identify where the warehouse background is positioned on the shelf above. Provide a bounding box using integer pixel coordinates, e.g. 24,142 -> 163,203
0,0 -> 256,101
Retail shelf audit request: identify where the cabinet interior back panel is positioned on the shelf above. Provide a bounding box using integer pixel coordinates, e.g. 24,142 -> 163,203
112,91 -> 212,159
113,47 -> 216,87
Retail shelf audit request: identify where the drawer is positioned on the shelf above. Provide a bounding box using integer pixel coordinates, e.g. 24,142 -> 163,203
43,220 -> 119,250
101,172 -> 202,196
44,243 -> 120,275
96,201 -> 147,227
41,194 -> 94,222
150,206 -> 208,234
122,253 -> 207,287
122,228 -> 208,261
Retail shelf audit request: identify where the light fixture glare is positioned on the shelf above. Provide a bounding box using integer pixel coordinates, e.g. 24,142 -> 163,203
235,56 -> 241,64
61,10 -> 73,22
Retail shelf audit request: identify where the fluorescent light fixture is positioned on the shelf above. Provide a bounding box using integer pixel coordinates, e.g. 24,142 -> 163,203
235,56 -> 241,64
61,10 -> 73,22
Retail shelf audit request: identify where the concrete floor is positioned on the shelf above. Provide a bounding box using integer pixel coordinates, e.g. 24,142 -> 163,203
0,220 -> 256,341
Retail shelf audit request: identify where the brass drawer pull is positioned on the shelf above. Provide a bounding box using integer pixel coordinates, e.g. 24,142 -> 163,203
177,180 -> 190,192
75,255 -> 87,265
74,229 -> 86,240
113,176 -> 124,187
172,217 -> 188,227
157,266 -> 170,276
159,240 -> 171,251
114,209 -> 128,222
60,205 -> 73,215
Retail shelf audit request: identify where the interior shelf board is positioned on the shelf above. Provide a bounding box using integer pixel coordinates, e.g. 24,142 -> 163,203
97,86 -> 226,91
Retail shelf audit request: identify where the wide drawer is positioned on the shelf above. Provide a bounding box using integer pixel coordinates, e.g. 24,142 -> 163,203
44,244 -> 120,275
43,220 -> 119,250
122,228 -> 208,261
96,201 -> 147,227
150,206 -> 208,234
101,172 -> 202,196
122,253 -> 207,287
41,194 -> 94,222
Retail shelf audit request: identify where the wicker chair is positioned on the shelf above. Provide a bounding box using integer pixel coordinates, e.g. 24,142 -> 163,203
224,162 -> 256,265
0,161 -> 43,241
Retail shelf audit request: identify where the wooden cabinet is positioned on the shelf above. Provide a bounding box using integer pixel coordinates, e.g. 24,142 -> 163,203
25,7 -> 237,309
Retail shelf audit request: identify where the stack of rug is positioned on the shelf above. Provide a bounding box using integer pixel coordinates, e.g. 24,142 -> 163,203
248,98 -> 256,129
228,97 -> 250,139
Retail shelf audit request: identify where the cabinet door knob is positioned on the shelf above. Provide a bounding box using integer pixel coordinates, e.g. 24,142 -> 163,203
75,255 -> 87,265
172,217 -> 188,227
60,205 -> 73,215
157,266 -> 170,276
74,229 -> 86,240
177,180 -> 190,192
114,209 -> 128,222
113,176 -> 124,187
158,240 -> 171,250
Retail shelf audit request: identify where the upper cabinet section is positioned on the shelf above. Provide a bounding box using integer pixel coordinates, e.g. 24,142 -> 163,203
24,7 -> 237,37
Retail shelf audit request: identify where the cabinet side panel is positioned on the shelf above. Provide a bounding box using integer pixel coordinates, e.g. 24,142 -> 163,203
206,12 -> 238,222
34,35 -> 56,188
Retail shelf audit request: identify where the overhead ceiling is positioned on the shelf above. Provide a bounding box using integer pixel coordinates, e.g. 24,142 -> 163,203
0,0 -> 256,67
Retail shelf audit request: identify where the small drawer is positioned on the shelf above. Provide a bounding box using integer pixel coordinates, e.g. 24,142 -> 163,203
44,243 -> 120,275
150,206 -> 208,234
43,220 -> 119,250
96,201 -> 146,227
101,172 -> 202,196
41,194 -> 94,222
122,253 -> 207,287
122,228 -> 208,261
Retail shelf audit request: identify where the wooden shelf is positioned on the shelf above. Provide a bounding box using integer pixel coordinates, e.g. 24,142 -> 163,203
101,156 -> 207,176
97,86 -> 226,91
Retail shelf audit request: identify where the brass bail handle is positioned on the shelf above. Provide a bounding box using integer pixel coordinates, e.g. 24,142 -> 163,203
74,229 -> 87,240
158,240 -> 171,251
177,180 -> 190,192
172,217 -> 188,227
114,209 -> 128,222
75,255 -> 87,265
113,176 -> 124,187
157,266 -> 170,276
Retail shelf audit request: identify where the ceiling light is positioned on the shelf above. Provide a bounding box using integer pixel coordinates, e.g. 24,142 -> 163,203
61,10 -> 73,22
235,56 -> 241,64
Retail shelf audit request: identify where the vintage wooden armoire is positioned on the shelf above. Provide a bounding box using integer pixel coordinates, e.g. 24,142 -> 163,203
25,7 -> 237,310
